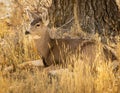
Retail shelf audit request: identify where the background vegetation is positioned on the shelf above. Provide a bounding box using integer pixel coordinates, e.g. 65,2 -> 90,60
0,0 -> 120,93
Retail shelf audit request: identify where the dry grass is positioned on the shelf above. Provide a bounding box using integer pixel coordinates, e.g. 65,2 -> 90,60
0,1 -> 120,92
0,22 -> 120,93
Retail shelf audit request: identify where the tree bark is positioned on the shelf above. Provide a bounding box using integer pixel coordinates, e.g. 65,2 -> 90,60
48,0 -> 74,28
78,0 -> 120,36
49,0 -> 120,37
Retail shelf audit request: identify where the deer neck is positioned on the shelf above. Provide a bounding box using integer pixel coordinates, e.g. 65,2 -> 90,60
40,27 -> 51,44
34,27 -> 52,59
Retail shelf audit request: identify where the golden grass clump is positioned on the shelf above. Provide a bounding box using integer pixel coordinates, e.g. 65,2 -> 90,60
0,49 -> 120,93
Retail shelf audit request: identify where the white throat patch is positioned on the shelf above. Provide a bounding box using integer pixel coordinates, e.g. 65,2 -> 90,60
32,35 -> 41,39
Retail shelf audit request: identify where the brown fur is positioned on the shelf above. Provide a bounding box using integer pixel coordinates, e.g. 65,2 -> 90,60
26,21 -> 100,66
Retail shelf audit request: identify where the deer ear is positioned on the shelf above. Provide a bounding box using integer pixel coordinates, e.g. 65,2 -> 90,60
40,13 -> 49,26
27,10 -> 39,20
43,19 -> 49,26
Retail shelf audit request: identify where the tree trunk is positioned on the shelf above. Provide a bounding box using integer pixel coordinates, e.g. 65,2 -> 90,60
78,0 -> 120,36
49,0 -> 120,37
48,0 -> 74,28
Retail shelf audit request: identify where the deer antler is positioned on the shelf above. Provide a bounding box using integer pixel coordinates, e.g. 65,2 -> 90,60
26,0 -> 52,26
38,0 -> 52,8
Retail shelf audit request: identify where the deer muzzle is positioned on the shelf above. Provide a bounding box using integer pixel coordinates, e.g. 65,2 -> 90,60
25,31 -> 30,35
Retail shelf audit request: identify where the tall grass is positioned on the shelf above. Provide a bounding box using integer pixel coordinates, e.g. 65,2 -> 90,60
0,55 -> 120,93
0,22 -> 120,93
0,1 -> 120,92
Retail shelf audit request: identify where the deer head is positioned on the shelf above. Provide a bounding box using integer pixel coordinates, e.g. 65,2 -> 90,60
25,8 -> 50,38
25,9 -> 52,63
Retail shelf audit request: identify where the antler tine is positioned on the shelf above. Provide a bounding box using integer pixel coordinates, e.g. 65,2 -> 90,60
26,0 -> 52,26
35,0 -> 52,9
38,7 -> 49,26
40,0 -> 52,8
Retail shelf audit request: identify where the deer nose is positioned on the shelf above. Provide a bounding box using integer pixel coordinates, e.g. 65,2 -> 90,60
25,31 -> 30,35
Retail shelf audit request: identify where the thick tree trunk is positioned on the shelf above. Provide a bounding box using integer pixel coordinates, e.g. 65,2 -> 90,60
49,0 -> 120,37
48,0 -> 74,28
78,0 -> 120,36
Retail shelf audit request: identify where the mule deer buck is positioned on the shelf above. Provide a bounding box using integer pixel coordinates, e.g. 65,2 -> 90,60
25,12 -> 104,67
25,9 -> 120,68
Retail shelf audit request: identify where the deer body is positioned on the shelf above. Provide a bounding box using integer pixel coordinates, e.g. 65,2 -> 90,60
26,23 -> 97,66
25,11 -> 103,67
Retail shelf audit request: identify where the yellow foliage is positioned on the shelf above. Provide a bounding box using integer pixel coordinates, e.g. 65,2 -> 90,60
0,19 -> 10,37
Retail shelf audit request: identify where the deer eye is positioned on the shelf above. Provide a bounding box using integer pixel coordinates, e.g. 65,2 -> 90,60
36,24 -> 40,27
